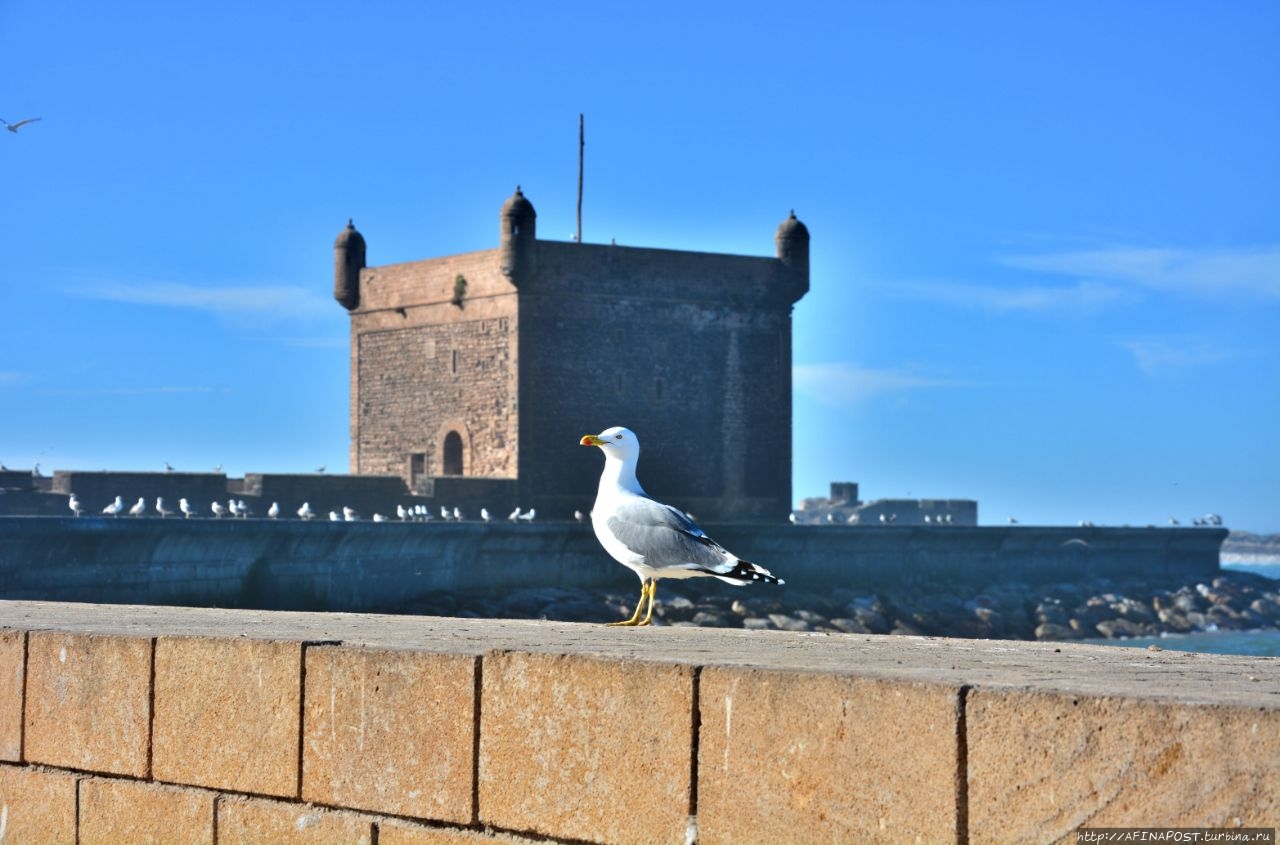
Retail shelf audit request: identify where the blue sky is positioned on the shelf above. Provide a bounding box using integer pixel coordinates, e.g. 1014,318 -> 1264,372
2,2 -> 1277,530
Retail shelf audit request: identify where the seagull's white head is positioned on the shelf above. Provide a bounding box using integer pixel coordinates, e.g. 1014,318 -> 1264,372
580,426 -> 640,461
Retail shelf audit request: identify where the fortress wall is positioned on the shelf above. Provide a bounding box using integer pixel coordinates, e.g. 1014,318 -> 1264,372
0,517 -> 1225,614
0,601 -> 1274,843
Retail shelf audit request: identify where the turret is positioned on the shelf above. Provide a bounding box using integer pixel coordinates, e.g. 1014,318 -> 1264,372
499,186 -> 537,286
775,209 -> 810,301
334,219 -> 365,311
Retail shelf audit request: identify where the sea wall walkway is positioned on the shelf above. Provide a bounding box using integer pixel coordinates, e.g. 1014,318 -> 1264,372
0,600 -> 1275,844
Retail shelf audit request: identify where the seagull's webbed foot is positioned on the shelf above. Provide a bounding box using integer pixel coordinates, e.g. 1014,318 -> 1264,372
608,579 -> 654,626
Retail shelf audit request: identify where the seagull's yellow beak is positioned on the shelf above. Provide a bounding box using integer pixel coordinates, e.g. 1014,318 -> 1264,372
580,434 -> 607,447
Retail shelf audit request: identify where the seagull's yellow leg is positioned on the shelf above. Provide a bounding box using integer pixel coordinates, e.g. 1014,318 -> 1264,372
637,579 -> 659,626
608,579 -> 651,626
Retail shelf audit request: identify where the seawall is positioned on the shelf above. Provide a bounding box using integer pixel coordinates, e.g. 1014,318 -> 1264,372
0,600 -> 1275,843
0,517 -> 1226,612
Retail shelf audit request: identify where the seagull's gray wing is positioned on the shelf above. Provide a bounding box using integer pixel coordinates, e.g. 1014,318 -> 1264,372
605,496 -> 730,571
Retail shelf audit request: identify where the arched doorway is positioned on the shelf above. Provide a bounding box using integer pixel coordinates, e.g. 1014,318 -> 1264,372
442,431 -> 464,476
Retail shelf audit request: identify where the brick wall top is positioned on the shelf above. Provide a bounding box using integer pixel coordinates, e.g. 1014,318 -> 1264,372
2,600 -> 1273,709
2,601 -> 1275,841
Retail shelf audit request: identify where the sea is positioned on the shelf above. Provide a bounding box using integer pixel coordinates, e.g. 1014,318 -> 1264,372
1088,560 -> 1280,657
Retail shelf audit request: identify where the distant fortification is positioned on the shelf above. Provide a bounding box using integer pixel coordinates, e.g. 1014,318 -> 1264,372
335,188 -> 810,522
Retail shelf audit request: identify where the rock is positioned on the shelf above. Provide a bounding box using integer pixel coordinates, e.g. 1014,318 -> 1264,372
774,617 -> 814,633
656,596 -> 696,622
1095,618 -> 1145,639
1034,622 -> 1081,641
828,617 -> 871,635
1035,601 -> 1068,626
890,620 -> 926,636
742,617 -> 775,631
691,610 -> 730,628
793,609 -> 828,626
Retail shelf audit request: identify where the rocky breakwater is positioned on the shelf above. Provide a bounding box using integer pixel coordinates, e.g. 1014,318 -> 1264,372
395,569 -> 1280,642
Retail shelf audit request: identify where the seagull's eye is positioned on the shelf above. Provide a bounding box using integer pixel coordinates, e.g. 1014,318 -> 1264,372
614,434 -> 623,440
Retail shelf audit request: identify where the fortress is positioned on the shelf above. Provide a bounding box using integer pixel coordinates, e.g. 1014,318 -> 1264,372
335,187 -> 809,522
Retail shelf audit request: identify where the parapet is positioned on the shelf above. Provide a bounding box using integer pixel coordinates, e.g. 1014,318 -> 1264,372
0,601 -> 1275,841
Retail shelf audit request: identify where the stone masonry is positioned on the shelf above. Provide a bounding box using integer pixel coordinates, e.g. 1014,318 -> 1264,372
336,189 -> 810,521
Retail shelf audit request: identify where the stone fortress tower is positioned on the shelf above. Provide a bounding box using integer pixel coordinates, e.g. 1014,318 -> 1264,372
335,188 -> 809,522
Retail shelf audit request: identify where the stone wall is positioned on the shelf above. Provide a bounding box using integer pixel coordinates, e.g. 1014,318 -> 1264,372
0,517 -> 1225,613
0,601 -> 1275,843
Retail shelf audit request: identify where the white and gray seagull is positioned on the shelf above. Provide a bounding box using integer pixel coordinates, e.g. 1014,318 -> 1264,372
2,117 -> 41,133
580,426 -> 783,626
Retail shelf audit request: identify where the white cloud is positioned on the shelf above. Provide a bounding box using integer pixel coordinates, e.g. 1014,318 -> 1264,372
1118,335 -> 1244,374
794,362 -> 967,406
891,278 -> 1125,313
1000,245 -> 1280,302
71,281 -> 333,321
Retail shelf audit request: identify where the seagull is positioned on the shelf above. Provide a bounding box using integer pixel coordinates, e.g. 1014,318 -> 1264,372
453,506 -> 464,522
574,510 -> 587,523
211,501 -> 227,519
2,117 -> 41,133
329,511 -> 341,522
580,426 -> 783,626
213,464 -> 222,474
316,465 -> 326,474
180,498 -> 197,518
441,505 -> 452,521
373,513 -> 386,522
297,502 -> 314,520
508,506 -> 521,522
69,494 -> 83,517
102,496 -> 124,517
228,499 -> 241,518
397,504 -> 409,522
236,499 -> 252,518
267,501 -> 280,519
517,508 -> 536,522
155,497 -> 173,518
480,507 -> 491,523
164,461 -> 174,473
342,506 -> 358,522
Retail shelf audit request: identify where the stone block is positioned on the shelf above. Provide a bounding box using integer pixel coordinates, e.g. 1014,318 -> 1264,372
379,819 -> 545,845
152,636 -> 301,796
0,631 -> 22,761
217,796 -> 373,844
24,632 -> 151,776
302,646 -> 476,823
0,764 -> 78,844
967,689 -> 1280,841
697,668 -> 960,845
79,777 -> 214,845
478,651 -> 695,845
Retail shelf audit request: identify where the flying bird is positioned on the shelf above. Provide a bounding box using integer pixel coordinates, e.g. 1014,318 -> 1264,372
102,496 -> 124,517
580,426 -> 783,626
2,117 -> 41,133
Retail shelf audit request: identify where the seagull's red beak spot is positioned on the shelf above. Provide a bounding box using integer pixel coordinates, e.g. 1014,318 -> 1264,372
580,435 -> 604,447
